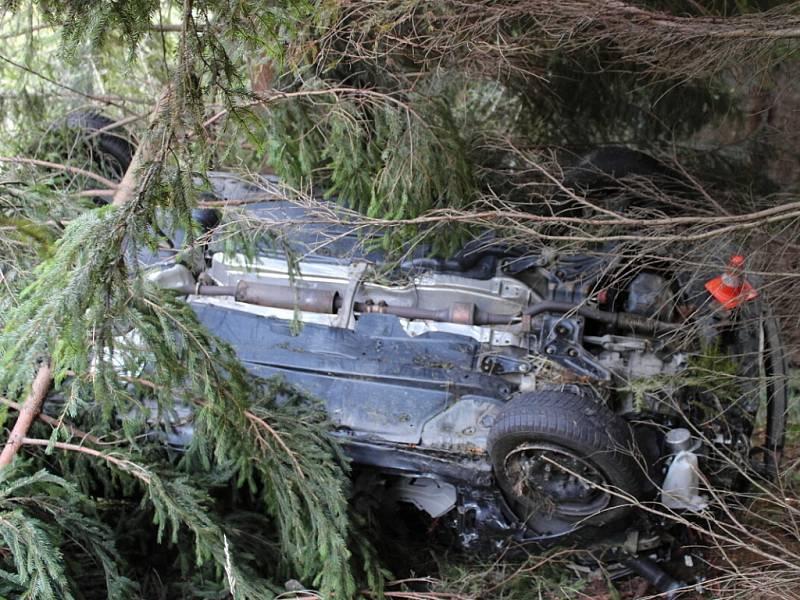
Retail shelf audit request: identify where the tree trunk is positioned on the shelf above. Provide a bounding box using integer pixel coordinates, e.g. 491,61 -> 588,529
112,87 -> 172,207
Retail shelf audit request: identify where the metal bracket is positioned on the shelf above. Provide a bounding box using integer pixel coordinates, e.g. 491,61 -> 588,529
538,314 -> 611,381
333,261 -> 369,329
479,353 -> 531,375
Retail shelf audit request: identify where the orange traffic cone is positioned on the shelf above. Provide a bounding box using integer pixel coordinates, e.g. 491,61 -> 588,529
704,254 -> 758,309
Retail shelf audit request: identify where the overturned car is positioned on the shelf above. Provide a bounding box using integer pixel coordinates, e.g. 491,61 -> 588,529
65,114 -> 787,589
140,165 -> 788,578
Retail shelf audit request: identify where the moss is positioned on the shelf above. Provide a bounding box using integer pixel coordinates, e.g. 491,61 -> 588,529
624,343 -> 744,414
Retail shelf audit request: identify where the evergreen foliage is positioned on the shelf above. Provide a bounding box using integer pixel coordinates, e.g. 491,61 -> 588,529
0,2 -> 370,597
0,467 -> 136,599
251,1 -> 764,254
0,193 -> 361,596
263,81 -> 475,252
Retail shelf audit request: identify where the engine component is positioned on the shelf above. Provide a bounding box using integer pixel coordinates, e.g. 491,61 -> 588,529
182,279 -> 517,325
487,391 -> 645,535
626,272 -> 672,319
704,254 -> 758,309
208,252 -> 532,317
660,428 -> 707,511
388,477 -> 457,518
479,353 -> 532,375
355,299 -> 514,326
235,280 -> 340,313
419,396 -> 502,450
523,301 -> 679,335
537,314 -> 611,380
147,263 -> 195,291
623,555 -> 685,599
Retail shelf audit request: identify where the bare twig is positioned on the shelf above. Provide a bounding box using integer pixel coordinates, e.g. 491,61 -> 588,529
202,87 -> 414,130
323,0 -> 800,79
0,156 -> 119,190
21,437 -> 152,484
0,52 -> 138,113
74,189 -> 116,198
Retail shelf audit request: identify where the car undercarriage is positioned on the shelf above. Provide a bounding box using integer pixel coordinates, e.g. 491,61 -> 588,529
140,169 -> 788,592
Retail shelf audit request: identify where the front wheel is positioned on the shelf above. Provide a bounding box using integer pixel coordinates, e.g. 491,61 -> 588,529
488,391 -> 646,536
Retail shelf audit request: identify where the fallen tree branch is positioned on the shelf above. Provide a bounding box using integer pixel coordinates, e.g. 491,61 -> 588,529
197,194 -> 284,207
0,156 -> 119,190
111,87 -> 172,207
201,87 -> 414,130
0,396 -> 100,444
74,189 -> 116,198
325,0 -> 800,79
21,437 -> 151,484
0,88 -> 171,467
0,363 -> 52,468
0,52 -> 137,113
86,114 -> 144,140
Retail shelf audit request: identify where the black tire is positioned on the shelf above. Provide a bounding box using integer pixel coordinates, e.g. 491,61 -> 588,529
64,111 -> 135,181
488,391 -> 645,534
763,310 -> 788,470
563,146 -> 690,214
676,242 -> 788,479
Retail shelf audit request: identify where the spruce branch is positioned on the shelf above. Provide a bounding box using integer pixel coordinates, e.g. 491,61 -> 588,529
21,438 -> 153,484
0,52 -> 137,114
0,3 -> 382,596
0,468 -> 137,599
20,437 -> 277,599
202,86 -> 416,129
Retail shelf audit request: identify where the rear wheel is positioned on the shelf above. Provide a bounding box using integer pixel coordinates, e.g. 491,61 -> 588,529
564,149 -> 789,477
488,391 -> 645,536
563,146 -> 691,214
38,111 -> 136,205
63,111 -> 135,182
677,246 -> 788,480
762,310 -> 788,471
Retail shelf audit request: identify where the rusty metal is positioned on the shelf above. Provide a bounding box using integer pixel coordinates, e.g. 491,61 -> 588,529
449,302 -> 476,325
523,301 -> 679,334
521,313 -> 533,333
186,281 -> 516,325
176,284 -> 236,296
234,280 -> 340,313
356,301 -> 450,322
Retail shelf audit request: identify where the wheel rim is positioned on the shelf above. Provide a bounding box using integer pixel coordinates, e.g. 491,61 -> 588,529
502,443 -> 611,519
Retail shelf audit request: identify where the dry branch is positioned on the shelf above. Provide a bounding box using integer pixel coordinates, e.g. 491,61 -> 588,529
0,156 -> 119,190
324,0 -> 800,78
0,363 -> 52,468
0,396 -> 100,444
201,86 -> 413,130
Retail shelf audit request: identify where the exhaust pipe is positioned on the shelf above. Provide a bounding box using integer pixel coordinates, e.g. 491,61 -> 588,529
180,280 -> 514,325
